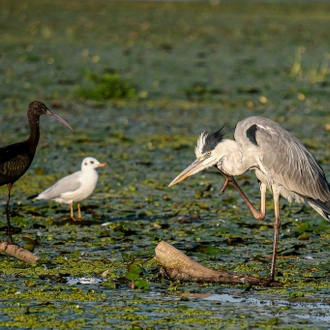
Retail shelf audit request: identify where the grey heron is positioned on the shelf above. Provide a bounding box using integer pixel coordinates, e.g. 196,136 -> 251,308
169,116 -> 330,282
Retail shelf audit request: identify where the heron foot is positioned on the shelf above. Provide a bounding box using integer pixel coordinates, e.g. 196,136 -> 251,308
264,276 -> 276,287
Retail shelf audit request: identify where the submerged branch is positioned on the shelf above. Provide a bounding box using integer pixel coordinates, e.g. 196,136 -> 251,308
155,240 -> 282,287
0,241 -> 39,263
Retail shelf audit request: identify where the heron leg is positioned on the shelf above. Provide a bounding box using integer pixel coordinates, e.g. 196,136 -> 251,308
219,175 -> 230,194
216,167 -> 266,220
6,183 -> 14,243
259,183 -> 267,219
270,190 -> 281,281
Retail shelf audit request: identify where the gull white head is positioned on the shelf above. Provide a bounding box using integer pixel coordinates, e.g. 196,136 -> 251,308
81,157 -> 107,171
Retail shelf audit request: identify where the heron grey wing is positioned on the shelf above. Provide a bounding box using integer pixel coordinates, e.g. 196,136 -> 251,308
275,136 -> 329,201
38,171 -> 82,199
244,120 -> 330,202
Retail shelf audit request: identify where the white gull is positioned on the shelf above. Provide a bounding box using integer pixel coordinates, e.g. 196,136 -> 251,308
37,157 -> 106,220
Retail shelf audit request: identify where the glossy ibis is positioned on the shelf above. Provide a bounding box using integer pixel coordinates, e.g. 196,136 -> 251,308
36,157 -> 106,221
0,100 -> 74,242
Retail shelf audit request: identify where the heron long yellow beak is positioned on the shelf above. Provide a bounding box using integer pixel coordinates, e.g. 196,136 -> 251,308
168,157 -> 207,187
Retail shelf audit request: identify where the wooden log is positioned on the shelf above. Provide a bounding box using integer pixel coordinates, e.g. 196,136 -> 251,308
0,241 -> 39,263
155,240 -> 282,287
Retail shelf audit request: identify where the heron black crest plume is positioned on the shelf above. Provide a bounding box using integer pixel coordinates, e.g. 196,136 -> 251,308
201,126 -> 225,154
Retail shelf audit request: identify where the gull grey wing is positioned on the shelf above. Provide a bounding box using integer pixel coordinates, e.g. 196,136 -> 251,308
37,171 -> 82,200
235,117 -> 330,202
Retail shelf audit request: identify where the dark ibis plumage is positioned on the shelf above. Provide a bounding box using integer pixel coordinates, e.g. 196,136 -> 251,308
0,100 -> 74,242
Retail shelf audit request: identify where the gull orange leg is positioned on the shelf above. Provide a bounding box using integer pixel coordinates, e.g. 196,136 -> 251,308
70,203 -> 82,221
70,202 -> 76,221
77,204 -> 82,220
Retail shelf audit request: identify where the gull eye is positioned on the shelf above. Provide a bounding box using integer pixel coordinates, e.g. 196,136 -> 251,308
90,161 -> 94,164
84,162 -> 87,166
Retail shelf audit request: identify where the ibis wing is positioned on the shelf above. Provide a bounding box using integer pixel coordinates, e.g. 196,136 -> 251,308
0,142 -> 32,185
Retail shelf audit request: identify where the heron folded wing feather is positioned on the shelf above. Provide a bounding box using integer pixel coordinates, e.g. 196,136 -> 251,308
253,122 -> 330,203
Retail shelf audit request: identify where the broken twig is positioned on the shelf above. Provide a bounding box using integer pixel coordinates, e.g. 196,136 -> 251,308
155,240 -> 282,287
0,241 -> 39,263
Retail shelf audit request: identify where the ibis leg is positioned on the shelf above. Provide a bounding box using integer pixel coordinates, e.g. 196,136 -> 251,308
6,183 -> 13,243
215,167 -> 266,220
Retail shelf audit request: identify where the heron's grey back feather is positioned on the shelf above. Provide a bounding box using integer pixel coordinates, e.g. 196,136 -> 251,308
234,116 -> 330,209
37,171 -> 82,200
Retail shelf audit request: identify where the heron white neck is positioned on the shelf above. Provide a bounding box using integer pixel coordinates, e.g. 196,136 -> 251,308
216,139 -> 250,176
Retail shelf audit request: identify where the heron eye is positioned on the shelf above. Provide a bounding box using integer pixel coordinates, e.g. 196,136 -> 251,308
206,151 -> 211,156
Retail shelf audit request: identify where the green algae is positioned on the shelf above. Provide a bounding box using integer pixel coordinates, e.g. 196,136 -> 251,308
76,70 -> 138,101
0,0 -> 330,328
